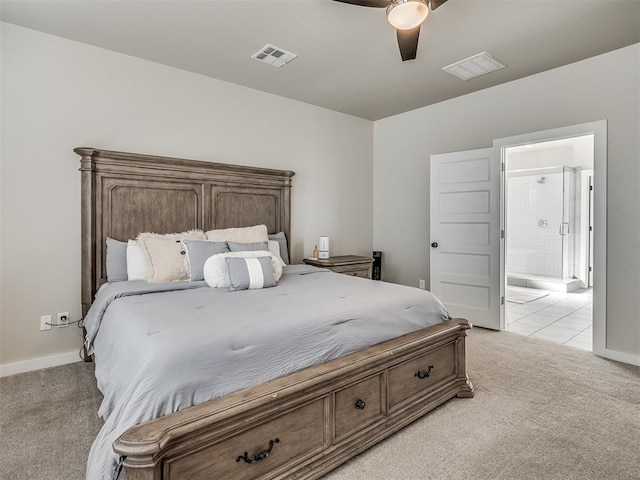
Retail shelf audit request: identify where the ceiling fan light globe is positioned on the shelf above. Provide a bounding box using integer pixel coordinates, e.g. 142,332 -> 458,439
386,0 -> 429,30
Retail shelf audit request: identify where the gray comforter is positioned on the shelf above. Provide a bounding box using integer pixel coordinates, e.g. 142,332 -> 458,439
85,265 -> 449,479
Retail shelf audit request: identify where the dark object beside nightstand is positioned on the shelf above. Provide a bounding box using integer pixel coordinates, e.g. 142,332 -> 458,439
303,255 -> 373,279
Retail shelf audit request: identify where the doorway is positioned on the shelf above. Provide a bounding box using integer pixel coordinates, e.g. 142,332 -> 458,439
494,120 -> 607,358
430,120 -> 609,359
503,136 -> 594,351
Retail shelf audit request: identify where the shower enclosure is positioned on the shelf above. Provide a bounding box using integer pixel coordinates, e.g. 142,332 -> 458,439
507,166 -> 577,289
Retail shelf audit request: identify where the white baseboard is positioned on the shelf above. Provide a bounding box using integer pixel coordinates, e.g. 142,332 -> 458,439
0,350 -> 82,377
593,346 -> 640,367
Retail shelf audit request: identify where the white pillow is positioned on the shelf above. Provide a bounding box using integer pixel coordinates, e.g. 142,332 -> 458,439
137,230 -> 206,283
267,240 -> 286,268
126,240 -> 148,280
203,251 -> 283,288
205,224 -> 268,243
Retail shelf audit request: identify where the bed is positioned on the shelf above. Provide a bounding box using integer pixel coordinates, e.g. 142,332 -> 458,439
77,147 -> 474,480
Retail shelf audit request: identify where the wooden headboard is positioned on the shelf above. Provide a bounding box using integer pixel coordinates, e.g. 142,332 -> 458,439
76,148 -> 294,318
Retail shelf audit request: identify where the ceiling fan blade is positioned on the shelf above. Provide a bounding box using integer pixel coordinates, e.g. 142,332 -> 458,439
332,0 -> 390,7
396,26 -> 420,61
429,0 -> 448,10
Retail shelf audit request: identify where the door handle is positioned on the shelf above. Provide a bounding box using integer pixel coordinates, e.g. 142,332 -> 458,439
559,222 -> 569,235
431,242 -> 438,248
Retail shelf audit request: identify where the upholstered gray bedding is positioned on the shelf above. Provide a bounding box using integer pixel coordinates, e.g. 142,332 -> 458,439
85,265 -> 450,480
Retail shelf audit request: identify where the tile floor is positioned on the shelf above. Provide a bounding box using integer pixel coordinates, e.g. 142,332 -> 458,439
506,285 -> 592,351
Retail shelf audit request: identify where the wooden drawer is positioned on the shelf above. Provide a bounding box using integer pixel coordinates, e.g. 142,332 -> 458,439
164,399 -> 327,480
334,373 -> 384,440
330,264 -> 372,279
303,256 -> 373,279
388,342 -> 456,409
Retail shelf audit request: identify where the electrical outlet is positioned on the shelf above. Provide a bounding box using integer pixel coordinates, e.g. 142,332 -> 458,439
419,279 -> 426,289
57,312 -> 69,328
40,315 -> 52,331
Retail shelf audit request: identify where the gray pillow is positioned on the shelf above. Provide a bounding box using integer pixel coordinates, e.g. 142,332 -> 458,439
225,256 -> 275,291
183,240 -> 230,281
106,237 -> 128,282
268,232 -> 290,265
228,241 -> 269,252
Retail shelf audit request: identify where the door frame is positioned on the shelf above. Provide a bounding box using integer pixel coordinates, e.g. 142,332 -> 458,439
580,169 -> 594,288
494,121 -> 609,359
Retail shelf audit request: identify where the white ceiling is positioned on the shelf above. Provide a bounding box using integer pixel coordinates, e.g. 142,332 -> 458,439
2,0 -> 639,120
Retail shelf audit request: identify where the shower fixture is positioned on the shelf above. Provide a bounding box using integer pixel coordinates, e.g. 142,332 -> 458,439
537,176 -> 546,184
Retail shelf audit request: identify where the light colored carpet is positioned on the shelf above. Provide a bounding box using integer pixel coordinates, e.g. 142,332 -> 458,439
1,329 -> 638,480
0,358 -> 102,479
506,286 -> 549,304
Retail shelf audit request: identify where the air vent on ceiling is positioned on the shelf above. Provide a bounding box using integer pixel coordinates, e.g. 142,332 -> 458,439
252,44 -> 297,68
442,52 -> 506,81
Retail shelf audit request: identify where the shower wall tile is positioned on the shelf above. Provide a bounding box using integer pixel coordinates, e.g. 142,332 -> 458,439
507,172 -> 563,277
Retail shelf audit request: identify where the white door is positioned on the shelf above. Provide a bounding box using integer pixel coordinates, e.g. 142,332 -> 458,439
430,147 -> 502,330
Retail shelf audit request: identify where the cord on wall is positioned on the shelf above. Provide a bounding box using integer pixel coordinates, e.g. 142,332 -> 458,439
44,319 -> 83,328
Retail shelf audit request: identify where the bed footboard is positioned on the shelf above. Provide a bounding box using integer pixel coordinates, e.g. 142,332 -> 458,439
114,318 -> 474,480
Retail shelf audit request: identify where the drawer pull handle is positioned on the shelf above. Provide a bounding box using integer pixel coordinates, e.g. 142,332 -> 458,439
236,438 -> 280,464
415,365 -> 434,379
354,399 -> 366,410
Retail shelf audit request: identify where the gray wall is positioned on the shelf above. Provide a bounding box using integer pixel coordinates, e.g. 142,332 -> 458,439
373,44 -> 639,357
2,23 -> 638,369
0,23 -> 373,368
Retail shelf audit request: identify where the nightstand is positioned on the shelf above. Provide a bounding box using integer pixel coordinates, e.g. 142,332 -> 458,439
303,255 -> 373,279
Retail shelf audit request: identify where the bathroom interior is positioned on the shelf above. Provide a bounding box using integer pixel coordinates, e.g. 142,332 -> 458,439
504,135 -> 594,351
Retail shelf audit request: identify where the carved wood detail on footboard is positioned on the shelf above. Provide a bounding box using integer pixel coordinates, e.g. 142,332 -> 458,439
114,319 -> 474,480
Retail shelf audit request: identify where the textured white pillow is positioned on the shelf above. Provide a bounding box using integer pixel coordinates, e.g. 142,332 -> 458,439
137,230 -> 206,283
267,240 -> 286,268
126,240 -> 148,280
203,251 -> 283,288
205,224 -> 268,243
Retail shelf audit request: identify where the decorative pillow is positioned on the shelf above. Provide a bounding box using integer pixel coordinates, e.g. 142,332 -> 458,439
182,240 -> 229,281
226,257 -> 276,291
126,240 -> 148,281
228,241 -> 268,252
205,224 -> 268,243
203,251 -> 283,288
268,232 -> 290,265
137,230 -> 206,283
106,238 -> 128,282
267,240 -> 286,268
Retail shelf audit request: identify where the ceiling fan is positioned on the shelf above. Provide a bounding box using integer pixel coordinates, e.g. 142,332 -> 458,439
333,0 -> 448,61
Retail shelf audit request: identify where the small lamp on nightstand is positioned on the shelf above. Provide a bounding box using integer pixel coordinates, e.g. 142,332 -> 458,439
318,236 -> 330,259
